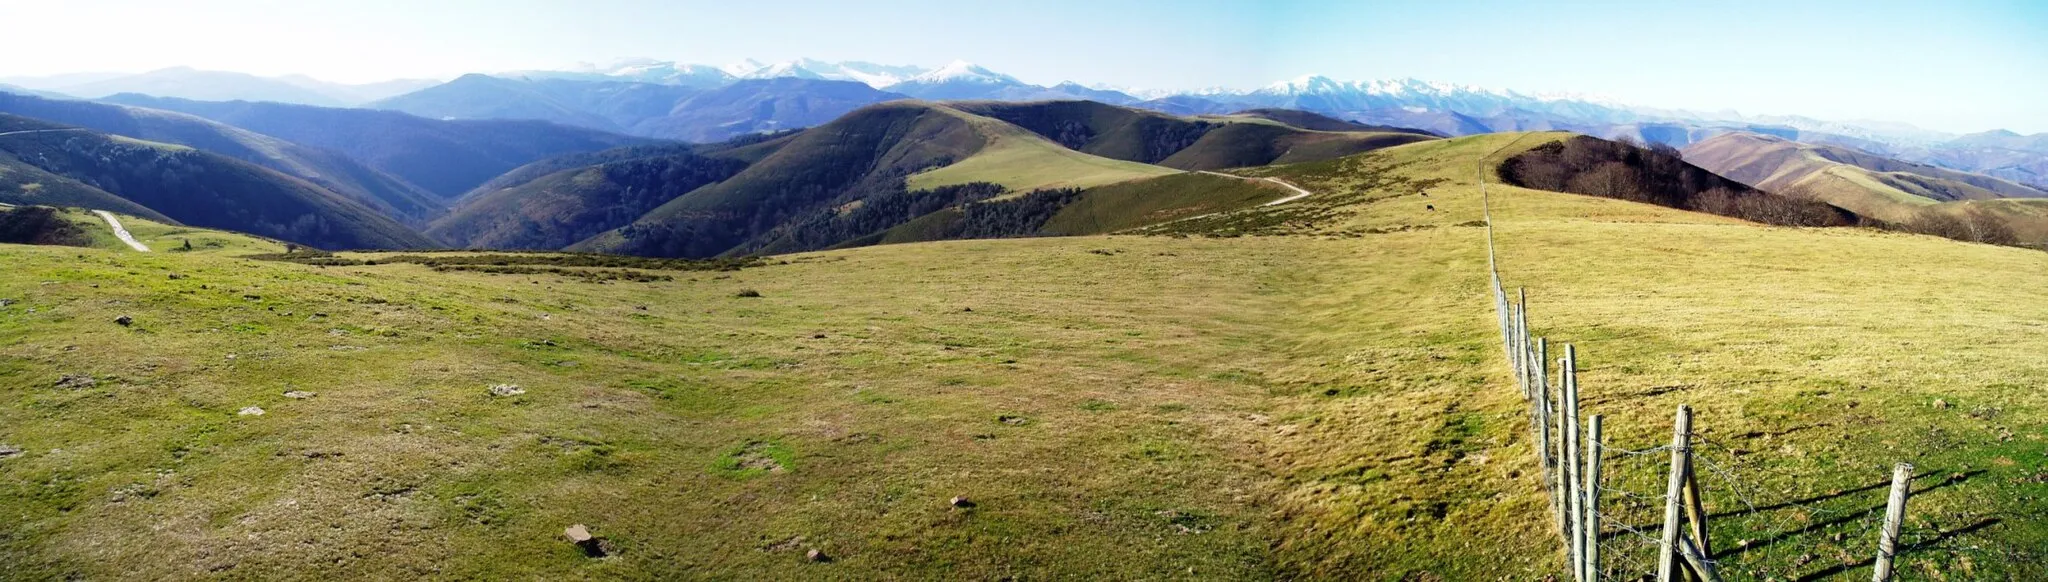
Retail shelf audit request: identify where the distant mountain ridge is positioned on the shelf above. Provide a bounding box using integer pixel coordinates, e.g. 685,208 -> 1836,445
12,59 -> 2039,189
5,67 -> 437,106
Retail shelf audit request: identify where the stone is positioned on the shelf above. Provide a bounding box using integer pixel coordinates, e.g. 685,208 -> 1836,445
0,444 -> 22,459
283,391 -> 316,399
1933,399 -> 1951,409
55,374 -> 96,389
489,384 -> 526,397
115,315 -> 133,326
564,524 -> 593,543
238,406 -> 265,416
950,496 -> 976,509
805,549 -> 830,563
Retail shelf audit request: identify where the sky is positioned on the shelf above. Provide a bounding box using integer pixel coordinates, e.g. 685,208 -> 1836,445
1,0 -> 2043,133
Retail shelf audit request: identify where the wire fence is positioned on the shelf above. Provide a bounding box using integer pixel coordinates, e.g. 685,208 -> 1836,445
1475,146 -> 1921,581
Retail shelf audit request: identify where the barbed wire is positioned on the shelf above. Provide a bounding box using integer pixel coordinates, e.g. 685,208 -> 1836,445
1471,143 -> 1995,579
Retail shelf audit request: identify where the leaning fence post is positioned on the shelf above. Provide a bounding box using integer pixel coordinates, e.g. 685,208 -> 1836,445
1677,536 -> 1723,582
1583,415 -> 1603,582
1683,456 -> 1711,564
1658,405 -> 1693,582
1873,462 -> 1914,582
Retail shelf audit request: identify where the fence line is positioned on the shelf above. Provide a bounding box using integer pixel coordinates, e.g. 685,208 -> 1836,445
1475,146 -> 1916,581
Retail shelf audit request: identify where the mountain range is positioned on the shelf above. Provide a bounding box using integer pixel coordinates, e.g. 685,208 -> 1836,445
9,59 -> 2042,191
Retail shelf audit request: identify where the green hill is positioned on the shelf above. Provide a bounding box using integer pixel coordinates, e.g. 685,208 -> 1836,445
1223,108 -> 1438,134
572,101 -> 1181,258
0,93 -> 444,225
0,114 -> 434,250
949,101 -> 1438,171
900,105 -> 1179,192
1157,122 -> 1435,170
868,172 -> 1290,245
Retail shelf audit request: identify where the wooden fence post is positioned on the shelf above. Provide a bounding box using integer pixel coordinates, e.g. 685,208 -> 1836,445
1537,339 -> 1564,542
1658,405 -> 1693,582
1516,288 -> 1530,395
1562,345 -> 1582,579
1583,415 -> 1603,582
1873,462 -> 1914,582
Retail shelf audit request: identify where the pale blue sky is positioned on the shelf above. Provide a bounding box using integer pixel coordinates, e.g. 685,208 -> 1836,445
2,0 -> 2042,133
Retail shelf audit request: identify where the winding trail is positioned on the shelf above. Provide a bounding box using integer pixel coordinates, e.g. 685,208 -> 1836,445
1195,170 -> 1316,206
0,128 -> 88,138
93,210 -> 149,252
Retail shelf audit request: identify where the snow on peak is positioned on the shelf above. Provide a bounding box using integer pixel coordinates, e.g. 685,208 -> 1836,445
722,59 -> 768,77
901,60 -> 1021,85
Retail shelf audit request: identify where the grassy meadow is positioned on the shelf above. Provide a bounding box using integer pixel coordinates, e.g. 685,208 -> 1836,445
2,133 -> 2045,579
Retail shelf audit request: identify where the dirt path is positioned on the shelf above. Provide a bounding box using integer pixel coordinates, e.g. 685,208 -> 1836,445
1196,170 -> 1315,206
0,128 -> 88,138
93,210 -> 149,252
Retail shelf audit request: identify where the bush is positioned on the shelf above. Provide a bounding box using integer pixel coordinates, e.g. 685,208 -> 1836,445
0,207 -> 93,247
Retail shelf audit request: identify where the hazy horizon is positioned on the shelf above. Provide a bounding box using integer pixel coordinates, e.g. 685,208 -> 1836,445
2,0 -> 2043,134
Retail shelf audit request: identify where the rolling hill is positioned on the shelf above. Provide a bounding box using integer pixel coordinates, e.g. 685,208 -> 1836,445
0,93 -> 446,224
443,100 -> 1437,258
571,101 -> 1184,258
947,101 -> 1439,170
426,149 -> 748,250
1683,132 -> 2048,224
0,114 -> 433,249
97,94 -> 655,199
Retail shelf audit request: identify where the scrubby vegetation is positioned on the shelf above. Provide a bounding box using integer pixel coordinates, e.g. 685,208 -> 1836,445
0,206 -> 93,246
949,100 -> 1216,163
753,182 -> 1008,253
428,152 -> 749,250
587,102 -> 985,258
1499,135 -> 1859,227
250,250 -> 761,273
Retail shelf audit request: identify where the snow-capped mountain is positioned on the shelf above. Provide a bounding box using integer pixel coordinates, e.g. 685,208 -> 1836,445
881,60 -> 1031,100
895,60 -> 1020,86
508,59 -> 735,87
466,58 -> 2003,157
721,59 -> 930,88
